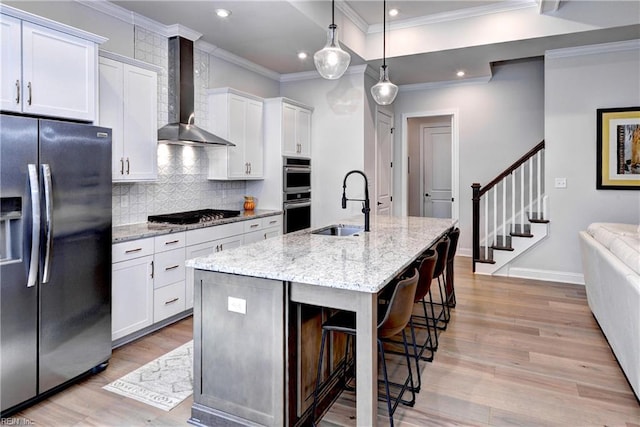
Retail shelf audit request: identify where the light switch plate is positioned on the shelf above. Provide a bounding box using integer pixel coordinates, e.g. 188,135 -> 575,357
228,296 -> 246,314
555,177 -> 567,188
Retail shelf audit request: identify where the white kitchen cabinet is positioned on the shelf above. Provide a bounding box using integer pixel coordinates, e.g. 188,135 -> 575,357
152,233 -> 186,322
99,52 -> 159,182
206,88 -> 264,180
1,9 -> 104,121
185,227 -> 244,309
243,215 -> 283,244
111,238 -> 154,341
272,98 -> 312,158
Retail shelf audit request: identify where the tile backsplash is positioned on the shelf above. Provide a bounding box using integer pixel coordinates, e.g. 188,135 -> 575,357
112,27 -> 246,226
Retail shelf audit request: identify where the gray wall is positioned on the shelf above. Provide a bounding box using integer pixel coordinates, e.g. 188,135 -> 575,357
511,42 -> 640,280
393,59 -> 546,259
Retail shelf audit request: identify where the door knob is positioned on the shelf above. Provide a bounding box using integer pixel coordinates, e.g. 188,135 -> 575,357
425,193 -> 430,197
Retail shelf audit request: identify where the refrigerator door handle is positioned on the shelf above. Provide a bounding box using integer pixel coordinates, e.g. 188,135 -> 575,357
42,164 -> 53,284
27,164 -> 40,288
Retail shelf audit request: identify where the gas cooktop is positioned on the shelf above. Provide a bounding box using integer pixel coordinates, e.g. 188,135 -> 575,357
148,209 -> 241,225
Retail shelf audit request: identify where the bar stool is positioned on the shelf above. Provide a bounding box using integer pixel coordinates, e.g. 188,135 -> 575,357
410,250 -> 439,363
444,228 -> 460,309
311,268 -> 419,427
431,237 -> 450,330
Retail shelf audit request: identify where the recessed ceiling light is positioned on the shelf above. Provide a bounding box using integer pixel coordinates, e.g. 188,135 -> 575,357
388,8 -> 399,17
456,70 -> 465,77
297,51 -> 308,60
215,8 -> 231,18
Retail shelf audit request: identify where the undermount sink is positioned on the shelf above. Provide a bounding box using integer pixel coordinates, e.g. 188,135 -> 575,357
311,224 -> 365,237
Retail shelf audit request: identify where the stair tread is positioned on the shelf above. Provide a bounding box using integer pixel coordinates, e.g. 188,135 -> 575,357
528,212 -> 550,224
491,245 -> 514,251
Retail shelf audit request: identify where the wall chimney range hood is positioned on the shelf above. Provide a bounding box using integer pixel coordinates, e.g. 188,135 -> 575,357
158,36 -> 234,146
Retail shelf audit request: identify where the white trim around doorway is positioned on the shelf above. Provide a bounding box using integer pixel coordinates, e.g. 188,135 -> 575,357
400,108 -> 460,222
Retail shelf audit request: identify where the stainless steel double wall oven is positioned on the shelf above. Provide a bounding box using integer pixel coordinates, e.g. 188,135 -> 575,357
283,157 -> 311,233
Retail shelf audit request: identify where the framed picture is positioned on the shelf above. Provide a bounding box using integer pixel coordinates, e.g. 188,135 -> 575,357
597,106 -> 640,190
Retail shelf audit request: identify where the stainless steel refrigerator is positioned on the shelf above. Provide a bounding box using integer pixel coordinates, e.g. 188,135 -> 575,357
1,114 -> 112,415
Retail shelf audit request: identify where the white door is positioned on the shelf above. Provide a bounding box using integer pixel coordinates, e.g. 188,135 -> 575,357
98,57 -> 125,179
376,109 -> 393,215
422,125 -> 452,218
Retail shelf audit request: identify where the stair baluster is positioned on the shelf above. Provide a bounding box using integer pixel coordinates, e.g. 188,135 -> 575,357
472,140 -> 546,272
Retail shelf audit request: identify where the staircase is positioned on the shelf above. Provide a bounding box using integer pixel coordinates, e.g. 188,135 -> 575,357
472,141 -> 549,274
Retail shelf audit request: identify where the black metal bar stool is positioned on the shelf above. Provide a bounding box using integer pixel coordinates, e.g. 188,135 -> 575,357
444,227 -> 460,309
430,237 -> 451,330
311,268 -> 419,427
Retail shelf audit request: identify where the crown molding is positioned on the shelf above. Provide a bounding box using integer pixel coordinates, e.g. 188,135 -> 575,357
2,3 -> 107,43
399,75 -> 492,92
197,40 -> 281,81
75,0 -> 133,24
368,0 -> 537,34
546,39 -> 640,59
280,64 -> 369,83
165,24 -> 201,41
335,1 -> 369,34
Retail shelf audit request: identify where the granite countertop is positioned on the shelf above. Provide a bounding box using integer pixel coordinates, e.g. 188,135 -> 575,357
112,209 -> 283,243
187,215 -> 457,293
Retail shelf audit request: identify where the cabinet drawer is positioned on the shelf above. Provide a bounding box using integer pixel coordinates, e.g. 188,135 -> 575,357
112,238 -> 154,263
154,232 -> 186,253
154,247 -> 186,289
154,281 -> 186,322
186,222 -> 244,246
243,218 -> 262,233
262,215 -> 282,229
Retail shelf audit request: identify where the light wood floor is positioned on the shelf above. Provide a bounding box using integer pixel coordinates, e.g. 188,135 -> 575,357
8,257 -> 640,426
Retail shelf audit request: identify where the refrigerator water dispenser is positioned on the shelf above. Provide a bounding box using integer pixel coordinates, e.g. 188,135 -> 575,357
0,197 -> 22,264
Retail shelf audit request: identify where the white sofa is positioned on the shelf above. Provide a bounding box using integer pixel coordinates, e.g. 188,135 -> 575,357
579,223 -> 640,399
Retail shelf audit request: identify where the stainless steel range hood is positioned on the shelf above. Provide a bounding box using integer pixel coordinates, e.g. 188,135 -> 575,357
158,36 -> 234,146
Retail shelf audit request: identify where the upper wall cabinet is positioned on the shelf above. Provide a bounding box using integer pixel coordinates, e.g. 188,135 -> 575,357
265,98 -> 313,159
0,8 -> 105,122
99,52 -> 160,182
206,88 -> 264,180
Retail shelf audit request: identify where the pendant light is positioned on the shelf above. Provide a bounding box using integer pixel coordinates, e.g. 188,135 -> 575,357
314,0 -> 351,80
370,0 -> 398,105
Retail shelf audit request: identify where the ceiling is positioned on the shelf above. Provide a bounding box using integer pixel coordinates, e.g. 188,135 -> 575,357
109,0 -> 640,85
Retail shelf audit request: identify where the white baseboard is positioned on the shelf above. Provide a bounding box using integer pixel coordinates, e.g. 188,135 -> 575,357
498,266 -> 585,285
458,248 -> 585,285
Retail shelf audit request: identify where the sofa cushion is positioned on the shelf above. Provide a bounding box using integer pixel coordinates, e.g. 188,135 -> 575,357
587,223 -> 640,275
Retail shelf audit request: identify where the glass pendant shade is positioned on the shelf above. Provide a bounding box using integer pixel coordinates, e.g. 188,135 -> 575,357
371,65 -> 398,105
314,24 -> 351,80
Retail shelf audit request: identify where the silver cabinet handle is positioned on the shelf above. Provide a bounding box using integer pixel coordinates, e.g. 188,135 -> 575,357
41,164 -> 53,284
269,220 -> 277,225
263,233 -> 267,240
126,158 -> 130,175
120,158 -> 124,175
15,80 -> 20,104
165,264 -> 180,271
250,223 -> 259,228
150,260 -> 154,278
219,243 -> 223,251
125,248 -> 142,254
249,162 -> 252,174
164,297 -> 179,305
27,164 -> 40,288
27,82 -> 32,106
215,245 -> 220,252
164,239 -> 180,245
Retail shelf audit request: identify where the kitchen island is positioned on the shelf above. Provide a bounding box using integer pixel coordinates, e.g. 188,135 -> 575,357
186,215 -> 456,427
